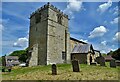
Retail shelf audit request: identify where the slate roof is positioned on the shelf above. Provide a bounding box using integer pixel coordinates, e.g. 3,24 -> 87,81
5,56 -> 20,66
104,55 -> 114,61
71,44 -> 93,53
5,56 -> 19,60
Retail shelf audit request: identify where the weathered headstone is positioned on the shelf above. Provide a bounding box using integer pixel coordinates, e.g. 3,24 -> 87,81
2,68 -> 5,72
52,64 -> 57,75
115,60 -> 120,66
8,68 -> 11,72
110,59 -> 116,68
72,59 -> 80,72
99,56 -> 105,66
7,66 -> 12,72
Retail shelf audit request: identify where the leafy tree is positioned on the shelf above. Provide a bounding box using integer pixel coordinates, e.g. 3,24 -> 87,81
111,48 -> 120,60
107,50 -> 113,55
9,49 -> 28,63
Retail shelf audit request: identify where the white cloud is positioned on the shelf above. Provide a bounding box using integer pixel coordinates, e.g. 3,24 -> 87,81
99,41 -> 111,53
13,37 -> 28,48
110,17 -> 119,24
80,39 -> 88,43
113,32 -> 120,42
0,18 -> 10,31
88,26 -> 107,38
64,0 -> 83,19
97,0 -> 112,14
101,41 -> 107,46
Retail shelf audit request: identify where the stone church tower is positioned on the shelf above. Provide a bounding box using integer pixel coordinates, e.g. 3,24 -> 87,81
28,3 -> 70,66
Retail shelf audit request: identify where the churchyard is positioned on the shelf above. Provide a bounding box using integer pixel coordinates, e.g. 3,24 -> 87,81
2,62 -> 120,80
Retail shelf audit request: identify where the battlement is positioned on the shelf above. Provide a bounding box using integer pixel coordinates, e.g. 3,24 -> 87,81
30,2 -> 69,19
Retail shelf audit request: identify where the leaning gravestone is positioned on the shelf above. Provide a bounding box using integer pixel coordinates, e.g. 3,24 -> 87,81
99,56 -> 105,66
110,59 -> 116,68
72,59 -> 80,72
52,64 -> 57,75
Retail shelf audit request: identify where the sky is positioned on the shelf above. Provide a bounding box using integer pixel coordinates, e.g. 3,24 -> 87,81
0,0 -> 120,56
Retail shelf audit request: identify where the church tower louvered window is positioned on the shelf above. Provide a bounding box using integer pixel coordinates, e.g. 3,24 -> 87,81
35,13 -> 41,23
57,14 -> 62,24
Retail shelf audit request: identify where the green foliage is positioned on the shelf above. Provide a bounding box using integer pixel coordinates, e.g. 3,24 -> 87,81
111,48 -> 120,60
101,53 -> 107,57
9,50 -> 28,63
107,50 -> 113,55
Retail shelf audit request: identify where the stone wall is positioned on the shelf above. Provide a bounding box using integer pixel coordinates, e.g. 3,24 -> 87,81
87,53 -> 95,65
29,4 -> 70,66
47,7 -> 69,64
66,33 -> 71,63
71,53 -> 87,64
29,9 -> 48,66
29,44 -> 38,67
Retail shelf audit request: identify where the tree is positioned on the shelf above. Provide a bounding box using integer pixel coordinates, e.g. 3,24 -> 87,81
9,49 -> 28,63
111,48 -> 120,60
107,50 -> 113,55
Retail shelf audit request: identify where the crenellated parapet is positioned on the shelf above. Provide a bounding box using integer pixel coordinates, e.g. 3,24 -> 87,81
30,2 -> 69,19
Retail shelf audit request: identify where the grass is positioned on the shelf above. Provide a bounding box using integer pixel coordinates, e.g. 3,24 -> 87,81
1,63 -> 120,80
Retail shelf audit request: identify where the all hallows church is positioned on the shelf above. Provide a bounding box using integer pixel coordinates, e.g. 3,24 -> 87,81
27,3 -> 101,66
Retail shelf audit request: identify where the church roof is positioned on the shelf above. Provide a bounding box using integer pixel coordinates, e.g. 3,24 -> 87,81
70,37 -> 87,44
71,44 -> 94,54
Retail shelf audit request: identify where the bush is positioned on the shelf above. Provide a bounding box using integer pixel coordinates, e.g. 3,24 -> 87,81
9,49 -> 28,63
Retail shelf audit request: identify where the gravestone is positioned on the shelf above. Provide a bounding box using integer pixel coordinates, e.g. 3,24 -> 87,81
2,68 -> 5,72
90,62 -> 97,66
116,60 -> 120,66
99,56 -> 105,66
8,68 -> 11,72
7,66 -> 12,72
72,59 -> 80,72
52,64 -> 57,75
110,59 -> 116,68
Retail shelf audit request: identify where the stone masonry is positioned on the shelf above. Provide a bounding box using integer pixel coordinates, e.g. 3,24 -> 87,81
28,3 -> 70,66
